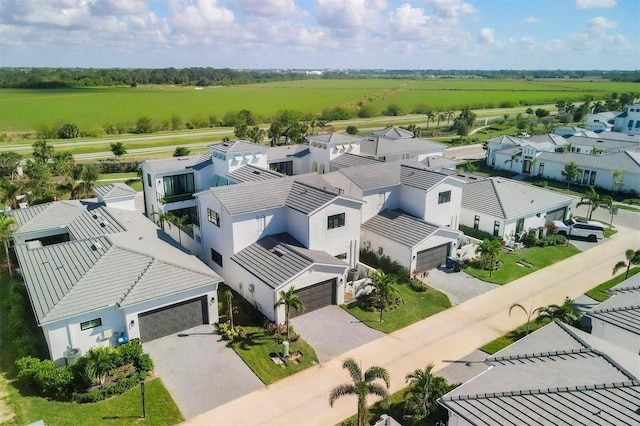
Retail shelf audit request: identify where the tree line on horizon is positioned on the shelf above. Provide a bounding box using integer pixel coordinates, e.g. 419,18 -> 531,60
0,67 -> 638,89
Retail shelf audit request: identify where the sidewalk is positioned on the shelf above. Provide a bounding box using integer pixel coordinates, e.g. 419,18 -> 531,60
187,229 -> 640,425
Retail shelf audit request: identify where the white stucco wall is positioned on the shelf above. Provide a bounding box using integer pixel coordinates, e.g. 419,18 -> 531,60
424,180 -> 464,228
101,197 -> 136,211
537,159 -> 640,194
361,228 -> 412,269
360,187 -> 401,223
308,198 -> 362,267
590,318 -> 640,355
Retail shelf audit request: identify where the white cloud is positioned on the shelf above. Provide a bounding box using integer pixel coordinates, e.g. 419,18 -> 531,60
233,0 -> 306,17
478,27 -> 494,44
586,17 -> 617,34
576,0 -> 617,9
523,16 -> 539,24
424,0 -> 476,19
170,0 -> 235,35
316,0 -> 387,30
90,0 -> 149,16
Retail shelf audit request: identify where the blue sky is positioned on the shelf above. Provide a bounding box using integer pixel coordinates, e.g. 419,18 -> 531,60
1,0 -> 638,69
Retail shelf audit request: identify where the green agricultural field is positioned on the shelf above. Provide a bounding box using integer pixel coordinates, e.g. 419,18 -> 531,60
0,79 -> 636,132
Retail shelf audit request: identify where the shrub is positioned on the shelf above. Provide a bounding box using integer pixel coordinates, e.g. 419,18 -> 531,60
359,248 -> 410,282
459,225 -> 499,241
345,125 -> 358,135
135,116 -> 154,134
383,104 -> 403,116
536,234 -> 567,247
520,231 -> 538,248
358,104 -> 376,118
58,123 -> 80,139
408,279 -> 427,292
217,321 -> 246,341
16,357 -> 74,400
73,374 -> 142,403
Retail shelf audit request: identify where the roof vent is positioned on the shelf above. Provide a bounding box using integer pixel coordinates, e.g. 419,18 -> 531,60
271,248 -> 286,257
100,220 -> 110,228
26,240 -> 43,251
252,169 -> 261,174
91,241 -> 103,251
93,213 -> 103,219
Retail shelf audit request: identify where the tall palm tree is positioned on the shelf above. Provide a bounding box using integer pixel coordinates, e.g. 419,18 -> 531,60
85,347 -> 117,388
274,286 -> 305,340
370,270 -> 399,322
445,110 -> 454,125
0,214 -> 16,278
152,211 -> 175,232
426,111 -> 435,128
32,140 -> 55,163
404,363 -> 449,423
613,249 -> 640,279
475,239 -> 502,277
438,113 -> 446,128
0,179 -> 24,210
537,297 -> 579,326
224,289 -> 235,331
169,214 -> 189,246
509,301 -> 542,335
329,358 -> 390,426
576,187 -> 613,220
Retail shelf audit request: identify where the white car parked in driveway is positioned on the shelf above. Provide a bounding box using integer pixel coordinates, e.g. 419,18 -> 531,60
553,217 -> 605,242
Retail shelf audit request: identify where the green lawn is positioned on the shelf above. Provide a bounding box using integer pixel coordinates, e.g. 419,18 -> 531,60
585,267 -> 640,302
480,319 -> 551,355
342,284 -> 451,333
462,245 -> 581,285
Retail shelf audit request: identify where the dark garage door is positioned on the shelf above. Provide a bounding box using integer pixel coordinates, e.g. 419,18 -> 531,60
545,207 -> 567,223
291,279 -> 336,318
138,296 -> 208,342
416,243 -> 449,272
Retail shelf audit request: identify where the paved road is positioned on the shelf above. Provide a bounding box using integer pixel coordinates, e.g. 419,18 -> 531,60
444,144 -> 485,161
187,229 -> 640,426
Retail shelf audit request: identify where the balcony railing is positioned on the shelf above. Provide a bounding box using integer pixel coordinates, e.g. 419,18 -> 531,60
157,192 -> 195,204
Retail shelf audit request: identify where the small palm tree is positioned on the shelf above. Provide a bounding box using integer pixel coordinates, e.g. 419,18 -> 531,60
224,289 -> 234,331
475,239 -> 502,277
274,286 -> 305,340
85,347 -> 117,388
370,270 -> 399,322
151,211 -> 174,232
329,358 -> 390,426
0,214 -> 16,277
613,249 -> 640,279
576,187 -> 613,220
0,179 -> 23,210
537,297 -> 579,326
509,301 -> 542,335
404,363 -> 449,423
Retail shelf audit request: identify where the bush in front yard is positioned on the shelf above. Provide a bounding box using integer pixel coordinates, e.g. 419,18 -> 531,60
16,357 -> 74,400
408,279 -> 428,292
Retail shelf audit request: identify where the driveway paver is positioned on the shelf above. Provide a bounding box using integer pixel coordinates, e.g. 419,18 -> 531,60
291,306 -> 384,363
424,267 -> 500,305
144,324 -> 263,419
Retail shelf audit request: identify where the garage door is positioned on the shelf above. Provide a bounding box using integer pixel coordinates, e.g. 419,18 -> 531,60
138,296 -> 208,342
291,279 -> 336,318
416,243 -> 449,272
545,207 -> 567,223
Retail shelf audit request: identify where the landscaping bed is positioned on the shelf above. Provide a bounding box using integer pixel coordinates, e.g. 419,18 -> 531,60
585,267 -> 640,302
480,320 -> 550,355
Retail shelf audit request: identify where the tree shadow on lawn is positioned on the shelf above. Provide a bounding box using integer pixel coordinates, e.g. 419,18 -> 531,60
234,330 -> 270,351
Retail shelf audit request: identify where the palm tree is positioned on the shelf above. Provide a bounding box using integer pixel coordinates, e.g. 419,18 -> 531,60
151,211 -> 174,232
274,286 -> 305,340
438,113 -> 446,128
404,363 -> 449,423
329,358 -> 390,426
370,270 -> 399,322
504,152 -> 519,175
426,111 -> 435,128
247,126 -> 265,144
576,187 -> 613,220
85,347 -> 117,388
169,214 -> 189,246
537,297 -> 579,326
561,162 -> 579,190
224,289 -> 235,330
0,179 -> 24,210
0,214 -> 16,278
611,169 -> 624,194
509,301 -> 542,335
475,239 -> 502,276
613,249 -> 640,279
32,140 -> 54,163
316,119 -> 329,133
445,110 -> 454,125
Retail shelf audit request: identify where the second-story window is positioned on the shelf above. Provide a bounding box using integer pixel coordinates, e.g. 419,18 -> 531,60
147,173 -> 152,187
438,190 -> 451,204
163,173 -> 194,197
327,213 -> 345,229
207,208 -> 220,227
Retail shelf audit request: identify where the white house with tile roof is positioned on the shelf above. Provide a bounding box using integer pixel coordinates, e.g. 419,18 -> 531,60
360,127 -> 447,162
306,132 -> 363,175
613,104 -> 640,134
438,321 -> 640,425
585,274 -> 640,355
93,183 -> 138,211
461,177 -> 573,240
11,201 -> 222,366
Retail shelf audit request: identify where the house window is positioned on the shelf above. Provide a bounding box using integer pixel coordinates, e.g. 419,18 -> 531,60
493,221 -> 500,237
211,248 -> 223,267
311,162 -> 318,172
438,190 -> 451,204
163,173 -> 195,197
473,215 -> 480,230
516,218 -> 525,234
80,318 -> 102,331
147,173 -> 152,187
168,206 -> 198,225
318,164 -> 325,174
207,208 -> 220,227
629,120 -> 634,130
538,163 -> 544,176
327,213 -> 345,229
582,169 -> 590,186
589,171 -> 596,186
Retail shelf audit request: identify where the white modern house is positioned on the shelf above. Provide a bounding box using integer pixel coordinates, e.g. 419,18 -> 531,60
11,200 -> 222,366
585,274 -> 640,355
613,104 -> 640,134
460,177 -> 573,240
360,127 -> 448,162
438,321 -> 640,425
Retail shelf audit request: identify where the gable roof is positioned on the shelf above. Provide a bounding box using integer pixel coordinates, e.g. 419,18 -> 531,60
362,209 -> 450,248
330,153 -> 381,169
420,155 -> 458,169
360,136 -> 446,156
143,152 -> 211,173
267,144 -> 310,162
208,140 -> 266,154
94,183 -> 138,199
609,273 -> 640,294
230,233 -> 347,289
227,164 -> 283,183
372,126 -> 414,139
537,149 -> 640,173
461,177 -> 573,219
439,321 -> 640,425
306,132 -> 362,144
400,164 -> 450,190
15,234 -> 221,325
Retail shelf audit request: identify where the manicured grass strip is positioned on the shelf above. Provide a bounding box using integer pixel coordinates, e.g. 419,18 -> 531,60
6,378 -> 182,426
480,320 -> 550,355
98,172 -> 138,180
342,284 -> 451,334
230,327 -> 319,385
614,204 -> 640,212
462,245 -> 580,285
585,267 -> 640,302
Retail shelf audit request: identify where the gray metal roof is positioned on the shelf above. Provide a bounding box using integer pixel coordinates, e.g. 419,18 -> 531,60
337,161 -> 404,190
462,177 -> 573,219
360,136 -> 446,156
362,209 -> 439,248
94,183 -> 138,199
609,274 -> 640,294
439,321 -> 640,425
267,144 -> 310,162
420,155 -> 458,169
230,233 -> 347,289
400,165 -> 449,190
227,165 -> 283,183
437,169 -> 486,183
208,140 -> 266,153
204,174 -> 342,215
537,149 -> 640,174
11,201 -> 127,238
306,132 -> 362,144
143,153 -> 211,173
585,292 -> 640,336
330,153 -> 381,169
372,126 -> 414,139
15,234 -> 221,325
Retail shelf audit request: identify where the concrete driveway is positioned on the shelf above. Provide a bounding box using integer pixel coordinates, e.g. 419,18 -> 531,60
424,267 -> 500,305
143,324 -> 263,419
291,306 -> 384,363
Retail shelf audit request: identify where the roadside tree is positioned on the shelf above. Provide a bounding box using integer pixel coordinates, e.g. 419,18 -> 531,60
32,140 -> 55,163
613,249 -> 640,279
576,187 -> 613,220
